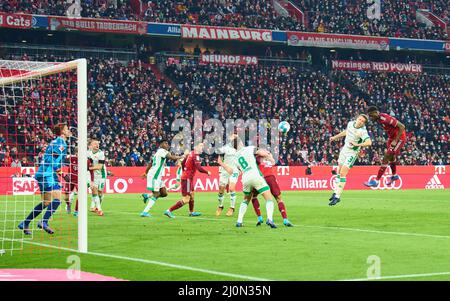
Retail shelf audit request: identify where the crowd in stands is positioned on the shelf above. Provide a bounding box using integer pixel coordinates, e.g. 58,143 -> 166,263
296,0 -> 448,40
165,58 -> 449,166
0,53 -> 448,167
1,0 -> 447,40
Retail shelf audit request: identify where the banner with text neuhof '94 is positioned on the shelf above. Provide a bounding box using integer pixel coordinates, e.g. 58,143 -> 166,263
287,32 -> 389,51
200,54 -> 258,65
332,60 -> 423,73
48,16 -> 147,35
181,24 -> 272,42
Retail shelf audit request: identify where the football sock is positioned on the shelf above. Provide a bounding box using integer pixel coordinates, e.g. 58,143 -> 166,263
42,199 -> 61,223
251,198 -> 261,217
99,194 -> 104,204
24,202 -> 45,226
90,195 -> 96,209
278,201 -> 288,219
335,177 -> 346,198
390,162 -> 397,175
189,199 -> 195,212
69,191 -> 76,204
336,174 -> 340,186
266,200 -> 274,221
218,193 -> 224,207
376,165 -> 388,180
230,192 -> 236,209
237,201 -> 249,224
143,196 -> 157,213
169,200 -> 184,212
94,195 -> 102,211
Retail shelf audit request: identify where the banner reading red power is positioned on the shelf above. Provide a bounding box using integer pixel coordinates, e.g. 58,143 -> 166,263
48,16 -> 147,35
332,60 -> 423,73
181,24 -> 272,42
1,166 -> 448,196
0,13 -> 33,29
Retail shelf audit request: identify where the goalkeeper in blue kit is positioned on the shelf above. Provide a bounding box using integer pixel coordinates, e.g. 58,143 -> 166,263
18,123 -> 71,235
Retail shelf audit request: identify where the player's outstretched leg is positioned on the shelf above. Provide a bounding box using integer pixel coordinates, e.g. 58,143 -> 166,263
277,198 -> 293,227
165,197 -> 188,219
251,197 -> 263,226
330,165 -> 348,206
386,161 -> 400,185
19,201 -> 45,235
38,198 -> 61,234
260,190 -> 276,228
141,193 -> 157,217
365,153 -> 393,187
188,197 -> 201,217
236,199 -> 249,227
216,192 -> 224,216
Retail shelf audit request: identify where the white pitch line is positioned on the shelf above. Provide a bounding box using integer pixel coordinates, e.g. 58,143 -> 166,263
300,224 -> 450,240
114,211 -> 450,240
340,271 -> 450,281
10,239 -> 273,281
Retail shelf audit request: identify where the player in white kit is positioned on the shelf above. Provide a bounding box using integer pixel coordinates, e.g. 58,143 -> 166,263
329,114 -> 372,206
140,139 -> 183,217
216,134 -> 240,217
88,139 -> 107,216
219,137 -> 277,228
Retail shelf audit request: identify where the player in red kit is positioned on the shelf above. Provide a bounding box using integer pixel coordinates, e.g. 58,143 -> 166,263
250,151 -> 293,227
164,142 -> 211,218
365,106 -> 406,187
63,154 -> 78,215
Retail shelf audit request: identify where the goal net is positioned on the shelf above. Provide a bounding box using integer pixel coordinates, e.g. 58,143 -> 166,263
0,59 -> 87,255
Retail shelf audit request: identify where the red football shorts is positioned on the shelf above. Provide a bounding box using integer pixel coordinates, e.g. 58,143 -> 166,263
181,179 -> 194,197
387,138 -> 406,156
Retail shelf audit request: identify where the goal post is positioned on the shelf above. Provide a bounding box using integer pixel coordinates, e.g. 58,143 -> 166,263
0,58 -> 88,254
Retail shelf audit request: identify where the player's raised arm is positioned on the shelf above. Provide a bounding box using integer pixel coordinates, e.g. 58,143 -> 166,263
142,161 -> 152,179
392,120 -> 406,145
167,153 -> 184,161
350,138 -> 373,148
330,130 -> 346,142
217,155 -> 233,175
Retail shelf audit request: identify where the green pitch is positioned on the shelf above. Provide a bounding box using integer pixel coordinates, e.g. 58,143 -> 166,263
1,190 -> 450,281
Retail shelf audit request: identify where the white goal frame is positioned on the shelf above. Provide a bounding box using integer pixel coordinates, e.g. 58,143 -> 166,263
0,59 -> 88,253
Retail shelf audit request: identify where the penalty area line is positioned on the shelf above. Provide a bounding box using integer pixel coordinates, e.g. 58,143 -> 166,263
10,239 -> 273,281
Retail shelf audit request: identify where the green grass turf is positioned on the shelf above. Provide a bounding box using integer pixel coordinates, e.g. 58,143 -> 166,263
1,189 -> 450,281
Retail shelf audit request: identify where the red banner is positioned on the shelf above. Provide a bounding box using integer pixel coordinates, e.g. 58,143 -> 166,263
200,54 -> 258,65
287,32 -> 389,51
181,25 -> 272,42
48,16 -> 147,35
1,166 -> 448,195
331,60 -> 423,73
0,13 -> 33,29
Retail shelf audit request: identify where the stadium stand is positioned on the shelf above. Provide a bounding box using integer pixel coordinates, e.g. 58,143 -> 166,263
1,53 -> 448,167
0,0 -> 447,40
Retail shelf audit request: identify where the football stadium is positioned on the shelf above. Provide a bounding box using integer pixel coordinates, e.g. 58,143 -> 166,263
0,0 -> 449,289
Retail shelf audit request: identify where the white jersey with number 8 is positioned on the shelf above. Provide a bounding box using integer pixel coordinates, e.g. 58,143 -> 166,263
236,146 -> 269,195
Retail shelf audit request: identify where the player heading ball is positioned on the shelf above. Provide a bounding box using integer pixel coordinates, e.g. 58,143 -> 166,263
329,114 -> 372,206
